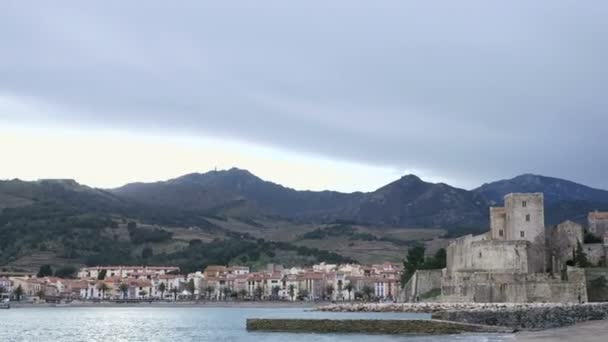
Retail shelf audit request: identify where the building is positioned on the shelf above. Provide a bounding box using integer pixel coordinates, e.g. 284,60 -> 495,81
588,211 -> 608,238
403,193 -> 591,303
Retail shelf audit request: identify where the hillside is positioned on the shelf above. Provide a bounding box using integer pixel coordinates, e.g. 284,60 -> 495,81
3,170 -> 608,273
475,174 -> 608,205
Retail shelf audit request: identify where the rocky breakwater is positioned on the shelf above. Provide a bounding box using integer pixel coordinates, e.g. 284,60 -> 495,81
317,302 -> 608,330
433,302 -> 608,330
246,318 -> 514,335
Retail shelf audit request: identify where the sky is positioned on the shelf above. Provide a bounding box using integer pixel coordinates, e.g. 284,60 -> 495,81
1,1 -> 607,192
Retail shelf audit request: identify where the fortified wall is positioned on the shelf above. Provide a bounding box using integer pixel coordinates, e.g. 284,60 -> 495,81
439,193 -> 586,303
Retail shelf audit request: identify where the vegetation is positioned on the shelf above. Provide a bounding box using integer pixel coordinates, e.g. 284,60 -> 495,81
401,245 -> 447,286
119,283 -> 129,299
574,241 -> 591,268
13,285 -> 24,301
419,288 -> 441,300
361,285 -> 374,301
299,225 -> 414,246
158,282 -> 166,299
325,284 -> 334,300
37,264 -> 53,277
54,266 -> 77,278
185,279 -> 195,299
344,282 -> 354,301
128,225 -> 173,244
584,230 -> 603,244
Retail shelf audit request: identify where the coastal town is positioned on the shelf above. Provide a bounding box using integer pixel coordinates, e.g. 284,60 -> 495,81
0,261 -> 402,303
3,193 -> 608,308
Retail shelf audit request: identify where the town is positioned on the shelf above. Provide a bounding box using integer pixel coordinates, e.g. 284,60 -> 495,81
0,262 -> 402,303
3,193 -> 608,306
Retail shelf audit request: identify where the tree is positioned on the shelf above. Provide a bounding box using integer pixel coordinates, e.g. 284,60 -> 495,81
142,246 -> 153,259
344,282 -> 354,301
401,245 -> 426,285
575,241 -> 591,267
288,284 -> 296,301
158,282 -> 166,299
54,266 -> 77,279
254,286 -> 263,300
186,279 -> 196,299
238,289 -> 248,300
325,284 -> 335,301
430,248 -> 447,269
36,289 -> 45,300
222,287 -> 231,301
362,285 -> 374,301
37,264 -> 53,278
298,288 -> 309,301
271,285 -> 281,300
98,282 -> 110,299
337,279 -> 343,300
119,283 -> 129,299
205,286 -> 215,300
97,270 -> 107,280
170,287 -> 179,301
13,285 -> 24,301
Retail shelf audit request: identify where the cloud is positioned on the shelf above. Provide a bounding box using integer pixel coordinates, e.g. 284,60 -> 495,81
1,1 -> 607,189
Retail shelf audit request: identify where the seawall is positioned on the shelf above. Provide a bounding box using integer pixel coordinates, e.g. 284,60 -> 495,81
431,303 -> 608,330
246,318 -> 513,334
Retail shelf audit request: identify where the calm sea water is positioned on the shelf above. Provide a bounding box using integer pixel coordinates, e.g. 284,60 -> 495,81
0,307 -> 514,341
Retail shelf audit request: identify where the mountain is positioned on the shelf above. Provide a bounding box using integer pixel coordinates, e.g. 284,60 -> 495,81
113,169 -> 488,228
475,174 -> 608,205
113,168 -> 361,220
0,177 -> 354,272
4,170 -> 608,272
475,174 -> 608,225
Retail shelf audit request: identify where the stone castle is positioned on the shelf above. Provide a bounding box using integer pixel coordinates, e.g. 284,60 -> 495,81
402,193 -> 608,303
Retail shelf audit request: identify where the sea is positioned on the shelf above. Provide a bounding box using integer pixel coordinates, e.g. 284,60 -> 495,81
0,307 -> 515,341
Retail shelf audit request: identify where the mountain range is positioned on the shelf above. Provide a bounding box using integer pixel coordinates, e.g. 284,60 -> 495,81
112,169 -> 608,228
3,169 -> 608,271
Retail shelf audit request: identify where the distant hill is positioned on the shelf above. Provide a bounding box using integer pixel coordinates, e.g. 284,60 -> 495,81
112,169 -> 488,228
475,174 -> 608,205
474,174 -> 608,224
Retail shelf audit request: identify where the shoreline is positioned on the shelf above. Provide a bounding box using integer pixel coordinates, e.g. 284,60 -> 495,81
516,319 -> 608,341
9,300 -> 324,309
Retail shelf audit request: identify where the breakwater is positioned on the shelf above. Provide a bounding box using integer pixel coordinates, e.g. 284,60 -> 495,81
246,318 -> 513,334
316,302 -> 608,330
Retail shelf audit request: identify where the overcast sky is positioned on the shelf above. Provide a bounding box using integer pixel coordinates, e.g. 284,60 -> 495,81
1,1 -> 607,191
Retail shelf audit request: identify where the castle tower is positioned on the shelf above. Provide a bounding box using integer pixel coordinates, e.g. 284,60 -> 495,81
504,193 -> 545,243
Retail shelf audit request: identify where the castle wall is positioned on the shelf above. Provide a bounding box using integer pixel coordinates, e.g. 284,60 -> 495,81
441,267 -> 587,303
589,212 -> 608,237
548,221 -> 583,272
399,269 -> 442,302
490,207 -> 507,240
583,243 -> 606,266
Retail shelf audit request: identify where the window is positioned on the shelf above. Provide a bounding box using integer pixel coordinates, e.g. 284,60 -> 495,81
522,201 -> 527,207
499,229 -> 503,237
520,231 -> 525,238
525,214 -> 530,222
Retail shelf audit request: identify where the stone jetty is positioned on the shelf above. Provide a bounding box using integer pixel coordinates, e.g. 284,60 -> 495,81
316,302 -> 608,330
246,318 -> 514,335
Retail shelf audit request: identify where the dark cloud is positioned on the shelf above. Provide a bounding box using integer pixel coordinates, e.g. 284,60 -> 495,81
1,1 -> 607,189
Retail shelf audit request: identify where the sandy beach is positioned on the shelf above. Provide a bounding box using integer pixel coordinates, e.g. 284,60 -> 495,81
516,320 -> 608,341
